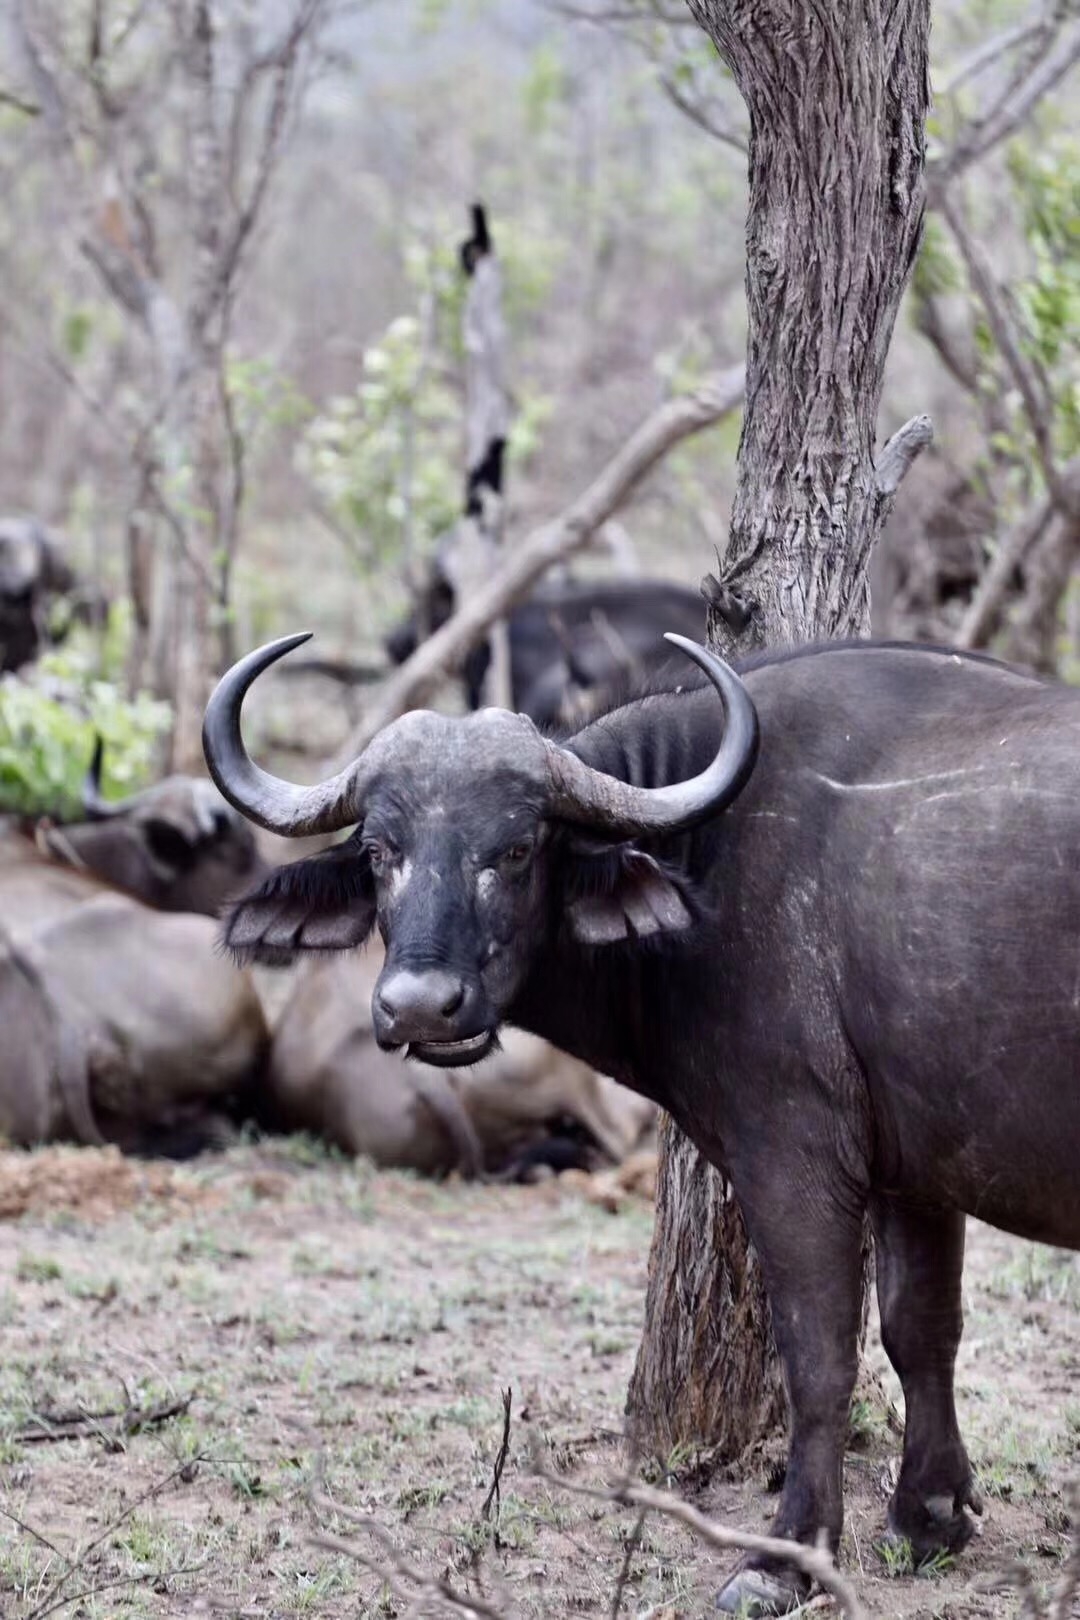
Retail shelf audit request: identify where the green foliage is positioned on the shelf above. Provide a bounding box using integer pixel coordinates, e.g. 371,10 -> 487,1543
298,230 -> 554,574
0,607 -> 171,818
297,312 -> 461,572
523,42 -> 568,137
1007,136 -> 1080,460
912,215 -> 960,302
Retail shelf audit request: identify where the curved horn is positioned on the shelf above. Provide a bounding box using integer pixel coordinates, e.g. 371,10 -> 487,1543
202,633 -> 373,836
80,734 -> 126,820
544,634 -> 759,838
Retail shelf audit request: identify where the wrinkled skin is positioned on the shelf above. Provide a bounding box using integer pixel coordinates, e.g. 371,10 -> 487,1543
0,775 -> 268,1155
386,575 -> 707,724
221,642 -> 1080,1612
265,948 -> 654,1174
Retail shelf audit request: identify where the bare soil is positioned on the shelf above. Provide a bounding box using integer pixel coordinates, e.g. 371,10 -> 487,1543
0,1142 -> 1076,1619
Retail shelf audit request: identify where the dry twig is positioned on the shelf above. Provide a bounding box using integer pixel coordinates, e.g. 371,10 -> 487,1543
480,1387 -> 514,1539
14,1393 -> 193,1447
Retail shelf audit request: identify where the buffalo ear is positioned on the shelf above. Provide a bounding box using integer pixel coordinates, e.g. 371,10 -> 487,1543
223,843 -> 376,966
565,847 -> 693,946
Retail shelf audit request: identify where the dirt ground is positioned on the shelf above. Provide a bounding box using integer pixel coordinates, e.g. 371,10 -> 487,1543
0,1142 -> 1076,1619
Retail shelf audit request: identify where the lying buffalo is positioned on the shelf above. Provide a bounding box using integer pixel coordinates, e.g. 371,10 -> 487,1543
266,948 -> 653,1175
206,629 -> 1080,1612
386,575 -> 706,724
0,765 -> 269,1155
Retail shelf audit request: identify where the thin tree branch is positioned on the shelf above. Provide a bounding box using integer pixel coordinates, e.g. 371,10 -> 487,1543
874,414 -> 934,498
532,1467 -> 867,1620
956,493 -> 1055,649
331,364 -> 745,765
938,190 -> 1075,517
930,12 -> 1080,191
935,19 -> 1044,96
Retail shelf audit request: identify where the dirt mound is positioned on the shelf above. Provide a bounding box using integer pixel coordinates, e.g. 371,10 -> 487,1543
0,1144 -> 216,1221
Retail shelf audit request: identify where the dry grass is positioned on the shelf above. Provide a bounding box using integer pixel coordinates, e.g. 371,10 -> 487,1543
0,1142 -> 1076,1618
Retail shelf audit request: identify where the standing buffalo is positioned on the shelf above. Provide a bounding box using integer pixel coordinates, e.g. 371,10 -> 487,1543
385,574 -> 707,725
0,767 -> 269,1155
205,631 -> 1080,1613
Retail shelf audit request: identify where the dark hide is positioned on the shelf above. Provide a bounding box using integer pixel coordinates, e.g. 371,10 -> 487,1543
385,576 -> 707,722
0,517 -> 81,672
223,639 -> 1080,1610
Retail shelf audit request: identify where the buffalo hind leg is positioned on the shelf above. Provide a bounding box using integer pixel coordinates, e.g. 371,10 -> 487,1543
871,1195 -> 981,1562
715,1177 -> 866,1617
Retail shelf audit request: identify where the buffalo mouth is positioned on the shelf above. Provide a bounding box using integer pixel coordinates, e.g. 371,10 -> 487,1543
405,1031 -> 497,1068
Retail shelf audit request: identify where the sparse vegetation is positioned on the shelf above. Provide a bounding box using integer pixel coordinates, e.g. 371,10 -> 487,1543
0,1144 -> 1074,1617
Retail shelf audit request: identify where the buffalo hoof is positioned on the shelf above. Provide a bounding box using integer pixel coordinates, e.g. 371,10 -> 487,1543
887,1479 -> 983,1566
715,1566 -> 809,1616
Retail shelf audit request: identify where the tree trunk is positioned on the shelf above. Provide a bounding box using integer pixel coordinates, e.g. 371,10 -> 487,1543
628,0 -> 931,1465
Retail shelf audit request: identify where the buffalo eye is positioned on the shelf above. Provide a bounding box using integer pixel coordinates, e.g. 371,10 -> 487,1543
498,840 -> 534,876
364,837 -> 399,874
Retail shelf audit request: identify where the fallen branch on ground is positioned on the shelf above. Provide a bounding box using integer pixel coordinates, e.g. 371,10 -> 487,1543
14,1393 -> 193,1446
530,1453 -> 868,1620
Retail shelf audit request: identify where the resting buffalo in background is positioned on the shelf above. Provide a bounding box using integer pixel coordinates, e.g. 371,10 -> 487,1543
0,763 -> 269,1155
0,516 -> 94,672
266,948 -> 654,1176
206,631 -> 1080,1614
386,574 -> 706,725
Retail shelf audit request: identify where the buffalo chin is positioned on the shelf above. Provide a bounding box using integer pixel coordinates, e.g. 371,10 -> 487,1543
405,1031 -> 497,1068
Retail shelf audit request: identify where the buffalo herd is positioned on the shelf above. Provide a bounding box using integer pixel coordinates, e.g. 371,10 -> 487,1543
0,772 -> 653,1174
6,548 -> 1079,1612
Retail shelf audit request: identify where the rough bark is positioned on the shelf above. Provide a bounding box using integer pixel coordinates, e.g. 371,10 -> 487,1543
627,0 -> 931,1465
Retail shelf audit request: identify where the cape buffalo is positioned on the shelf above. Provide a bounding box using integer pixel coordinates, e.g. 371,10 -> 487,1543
0,764 -> 269,1155
386,575 -> 707,724
204,631 -> 1080,1613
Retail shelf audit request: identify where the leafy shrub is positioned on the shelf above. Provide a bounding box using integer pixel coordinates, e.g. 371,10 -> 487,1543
0,608 -> 171,819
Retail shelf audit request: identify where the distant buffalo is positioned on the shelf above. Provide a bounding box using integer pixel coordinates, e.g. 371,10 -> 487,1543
386,572 -> 707,725
0,516 -> 97,672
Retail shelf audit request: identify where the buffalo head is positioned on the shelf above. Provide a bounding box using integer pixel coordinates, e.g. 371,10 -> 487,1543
53,739 -> 267,915
204,633 -> 758,1064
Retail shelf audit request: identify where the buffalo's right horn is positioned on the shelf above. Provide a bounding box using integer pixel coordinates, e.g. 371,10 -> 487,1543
202,633 -> 375,836
543,635 -> 759,837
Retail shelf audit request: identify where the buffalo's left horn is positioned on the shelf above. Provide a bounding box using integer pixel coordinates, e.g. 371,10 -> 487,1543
80,734 -> 126,820
543,634 -> 759,837
202,633 -> 374,836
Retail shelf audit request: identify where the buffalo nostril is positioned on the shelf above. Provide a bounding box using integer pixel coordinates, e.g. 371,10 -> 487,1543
440,983 -> 465,1018
377,992 -> 397,1020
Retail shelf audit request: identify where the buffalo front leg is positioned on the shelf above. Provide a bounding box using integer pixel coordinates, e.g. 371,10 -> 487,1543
871,1194 -> 981,1561
715,1177 -> 866,1616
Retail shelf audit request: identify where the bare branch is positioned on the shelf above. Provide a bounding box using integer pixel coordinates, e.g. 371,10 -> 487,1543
936,18 -> 1044,96
874,414 -> 934,498
331,364 -> 745,765
310,1491 -> 507,1620
657,71 -> 747,154
938,190 -> 1076,517
531,1466 -> 867,1620
0,83 -> 40,115
930,11 -> 1080,190
956,493 -> 1055,649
